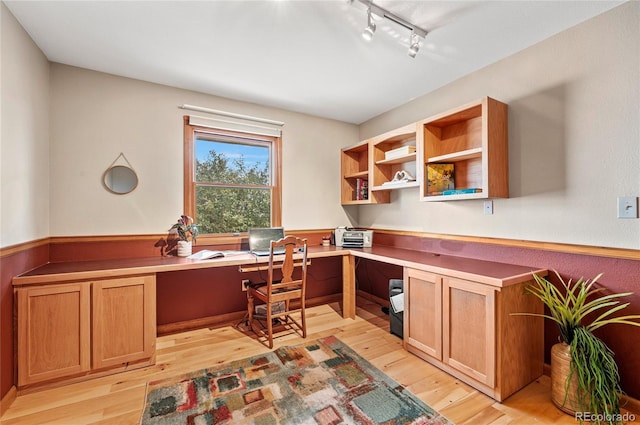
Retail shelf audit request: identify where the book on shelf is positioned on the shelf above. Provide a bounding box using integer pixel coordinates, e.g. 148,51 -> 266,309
187,250 -> 246,260
427,164 -> 454,195
355,178 -> 369,200
442,188 -> 482,195
384,145 -> 416,161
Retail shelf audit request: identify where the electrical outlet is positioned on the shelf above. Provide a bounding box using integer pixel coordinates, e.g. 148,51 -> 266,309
483,200 -> 493,215
617,196 -> 638,219
241,279 -> 251,291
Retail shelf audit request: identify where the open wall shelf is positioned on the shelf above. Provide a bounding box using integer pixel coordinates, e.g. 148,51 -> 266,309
370,123 -> 418,193
340,96 -> 508,205
341,140 -> 390,204
419,97 -> 508,202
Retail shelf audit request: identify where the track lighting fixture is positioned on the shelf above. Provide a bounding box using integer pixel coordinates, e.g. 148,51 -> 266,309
362,8 -> 376,41
353,0 -> 428,58
408,31 -> 420,58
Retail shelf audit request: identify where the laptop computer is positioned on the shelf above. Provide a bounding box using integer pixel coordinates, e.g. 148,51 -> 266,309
248,227 -> 286,256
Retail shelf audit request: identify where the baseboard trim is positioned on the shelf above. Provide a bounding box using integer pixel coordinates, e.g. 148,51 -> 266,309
356,289 -> 388,308
621,394 -> 640,415
157,311 -> 247,336
0,385 -> 17,417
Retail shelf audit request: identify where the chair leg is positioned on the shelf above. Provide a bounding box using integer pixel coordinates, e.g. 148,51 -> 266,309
283,300 -> 290,325
301,302 -> 307,338
266,306 -> 273,349
247,291 -> 254,328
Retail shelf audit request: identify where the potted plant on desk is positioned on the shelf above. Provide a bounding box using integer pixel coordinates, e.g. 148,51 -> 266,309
169,215 -> 198,257
517,271 -> 640,423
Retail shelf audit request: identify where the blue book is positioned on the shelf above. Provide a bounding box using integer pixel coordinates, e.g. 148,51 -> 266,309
443,188 -> 482,195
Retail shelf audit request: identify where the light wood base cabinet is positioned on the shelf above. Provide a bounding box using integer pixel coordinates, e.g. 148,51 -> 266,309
16,275 -> 156,388
403,268 -> 543,401
17,283 -> 91,386
404,270 -> 442,360
443,276 -> 496,388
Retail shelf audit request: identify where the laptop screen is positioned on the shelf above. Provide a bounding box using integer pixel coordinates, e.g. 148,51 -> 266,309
248,227 -> 285,253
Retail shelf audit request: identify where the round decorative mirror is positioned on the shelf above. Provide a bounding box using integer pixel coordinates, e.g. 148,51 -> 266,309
103,161 -> 139,195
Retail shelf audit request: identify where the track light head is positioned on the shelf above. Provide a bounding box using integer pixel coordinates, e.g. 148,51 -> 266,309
408,32 -> 421,58
408,45 -> 419,58
362,8 -> 376,41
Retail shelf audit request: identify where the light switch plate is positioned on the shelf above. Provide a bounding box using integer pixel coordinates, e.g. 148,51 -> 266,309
484,200 -> 493,215
617,196 -> 638,219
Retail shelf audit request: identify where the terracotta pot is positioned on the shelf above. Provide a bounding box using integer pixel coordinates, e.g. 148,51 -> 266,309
550,342 -> 583,415
177,240 -> 192,257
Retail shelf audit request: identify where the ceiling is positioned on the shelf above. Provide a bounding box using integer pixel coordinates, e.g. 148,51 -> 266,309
4,0 -> 624,124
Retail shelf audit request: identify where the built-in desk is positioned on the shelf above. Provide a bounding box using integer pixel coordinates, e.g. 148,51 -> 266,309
12,246 -> 348,285
13,245 -> 544,322
13,245 -> 546,399
350,245 -> 545,287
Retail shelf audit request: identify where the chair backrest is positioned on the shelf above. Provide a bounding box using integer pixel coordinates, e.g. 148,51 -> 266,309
266,235 -> 308,298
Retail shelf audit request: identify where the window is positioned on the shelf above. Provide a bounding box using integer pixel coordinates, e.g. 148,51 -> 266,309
183,116 -> 282,237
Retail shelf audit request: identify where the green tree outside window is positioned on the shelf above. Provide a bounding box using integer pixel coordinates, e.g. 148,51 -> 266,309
194,138 -> 272,234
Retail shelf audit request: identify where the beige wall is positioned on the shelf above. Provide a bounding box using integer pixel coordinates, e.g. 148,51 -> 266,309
1,3 -> 51,247
358,2 -> 640,250
48,65 -> 358,236
2,0 -> 358,246
2,2 -> 639,250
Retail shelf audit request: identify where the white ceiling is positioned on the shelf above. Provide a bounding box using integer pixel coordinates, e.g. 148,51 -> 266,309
4,0 -> 624,124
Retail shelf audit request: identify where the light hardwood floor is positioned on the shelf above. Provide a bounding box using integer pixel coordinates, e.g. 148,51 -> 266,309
2,298 -> 638,424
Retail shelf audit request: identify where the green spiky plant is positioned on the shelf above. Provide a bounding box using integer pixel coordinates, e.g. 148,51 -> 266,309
522,271 -> 640,424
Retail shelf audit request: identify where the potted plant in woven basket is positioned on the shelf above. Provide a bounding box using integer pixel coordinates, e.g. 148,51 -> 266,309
518,271 -> 640,424
169,215 -> 198,256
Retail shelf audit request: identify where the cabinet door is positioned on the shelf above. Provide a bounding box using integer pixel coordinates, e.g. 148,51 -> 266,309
92,275 -> 156,369
17,283 -> 91,386
442,277 -> 496,387
404,268 -> 442,360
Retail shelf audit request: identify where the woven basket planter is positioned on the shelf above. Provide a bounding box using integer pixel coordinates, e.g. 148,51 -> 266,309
550,342 -> 585,415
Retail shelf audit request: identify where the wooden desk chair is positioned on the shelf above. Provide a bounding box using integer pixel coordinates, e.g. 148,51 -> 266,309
246,235 -> 308,348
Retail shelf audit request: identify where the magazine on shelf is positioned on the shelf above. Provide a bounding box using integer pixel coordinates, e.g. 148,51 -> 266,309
427,163 -> 454,195
187,250 -> 246,260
